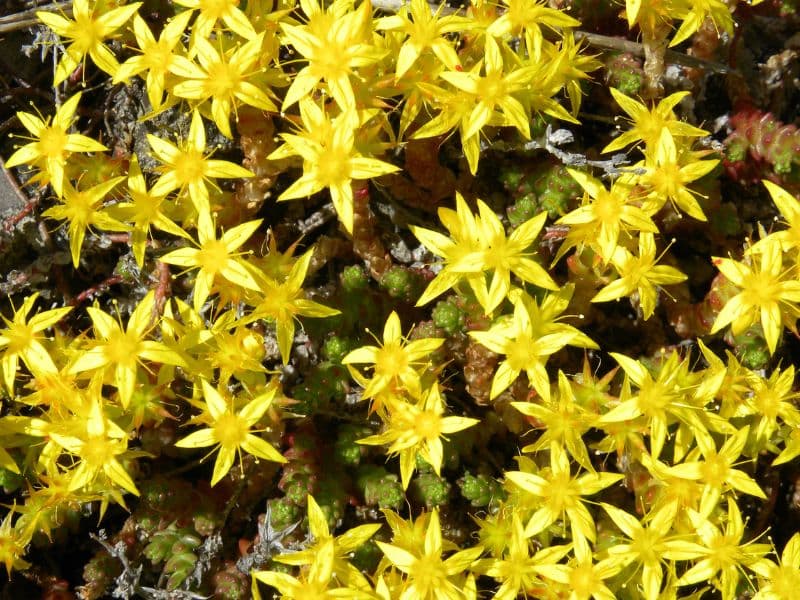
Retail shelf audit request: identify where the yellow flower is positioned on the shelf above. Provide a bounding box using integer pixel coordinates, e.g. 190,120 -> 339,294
677,498 -> 770,599
756,180 -> 800,255
0,507 -> 31,575
160,210 -> 263,313
599,351 -> 704,461
710,235 -> 800,354
37,0 -> 142,85
112,10 -> 194,110
486,0 -> 580,58
746,365 -> 800,447
473,511 -> 571,600
253,538 -> 362,599
175,379 -> 286,486
169,34 -> 278,138
411,192 -> 484,307
558,169 -> 658,263
663,426 -> 766,517
48,396 -> 140,496
245,248 -> 341,364
104,155 -> 190,267
173,0 -> 257,42
534,554 -> 622,600
439,36 -> 537,140
472,199 -> 558,313
602,88 -> 708,154
375,0 -> 467,78
600,501 -> 704,600
640,130 -> 719,221
376,509 -> 483,600
279,0 -> 385,110
5,93 -> 107,197
505,443 -> 623,558
751,532 -> 800,600
270,99 -> 399,234
67,291 -> 187,409
412,193 -> 557,314
669,0 -> 733,47
41,176 -> 129,268
0,293 -> 71,395
513,371 -> 597,471
275,495 -> 380,590
469,289 -> 593,401
342,311 -> 443,400
591,233 -> 687,320
357,383 -> 478,488
148,109 -> 254,215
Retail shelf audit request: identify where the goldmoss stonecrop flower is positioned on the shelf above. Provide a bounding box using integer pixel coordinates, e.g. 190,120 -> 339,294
275,494 -> 380,590
160,210 -> 263,313
112,10 -> 194,111
677,497 -> 771,599
375,0 -> 467,78
710,235 -> 800,354
602,88 -> 709,154
245,248 -> 341,365
41,177 -> 129,268
662,425 -> 766,517
48,396 -> 140,496
342,311 -> 444,400
439,36 -> 536,141
411,192 -> 484,307
486,0 -> 580,58
37,0 -> 142,85
558,169 -> 658,263
471,199 -> 559,313
253,538 -> 355,600
600,500 -> 705,600
104,155 -> 191,267
473,511 -> 572,600
669,0 -> 734,47
269,99 -> 399,234
148,109 -> 254,215
534,554 -> 622,600
279,0 -> 386,110
591,233 -> 687,320
505,443 -> 623,558
175,379 -> 287,486
5,93 -> 107,197
67,291 -> 187,409
469,289 -> 592,402
173,0 -> 257,42
376,509 -> 483,600
0,507 -> 31,575
513,371 -> 598,471
412,194 -> 558,314
357,383 -> 478,489
751,532 -> 800,600
639,130 -> 719,221
169,34 -> 278,138
0,293 -> 71,395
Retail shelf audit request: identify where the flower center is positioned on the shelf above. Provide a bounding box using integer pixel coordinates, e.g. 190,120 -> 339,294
39,127 -> 68,160
215,413 -> 247,447
198,239 -> 230,274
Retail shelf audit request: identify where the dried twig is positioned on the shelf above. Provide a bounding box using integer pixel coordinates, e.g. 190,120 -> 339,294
0,2 -> 72,34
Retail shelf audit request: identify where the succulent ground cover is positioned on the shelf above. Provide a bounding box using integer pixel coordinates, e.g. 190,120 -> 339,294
1,0 -> 800,598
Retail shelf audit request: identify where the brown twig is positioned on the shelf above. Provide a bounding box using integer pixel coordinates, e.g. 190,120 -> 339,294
70,275 -> 124,306
0,2 -> 72,33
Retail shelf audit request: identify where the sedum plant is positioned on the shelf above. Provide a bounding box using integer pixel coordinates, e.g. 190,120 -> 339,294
0,0 -> 799,599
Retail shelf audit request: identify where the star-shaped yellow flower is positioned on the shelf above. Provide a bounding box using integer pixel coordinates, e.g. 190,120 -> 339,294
5,93 -> 107,197
343,311 -> 443,400
175,380 -> 286,486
